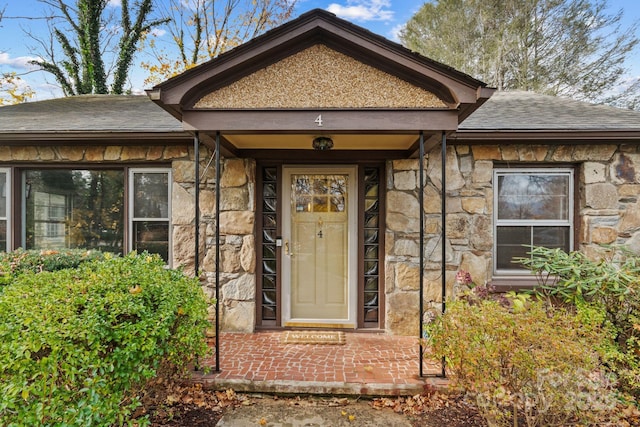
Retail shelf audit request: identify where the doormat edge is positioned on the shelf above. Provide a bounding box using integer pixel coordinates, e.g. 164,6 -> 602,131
281,331 -> 346,345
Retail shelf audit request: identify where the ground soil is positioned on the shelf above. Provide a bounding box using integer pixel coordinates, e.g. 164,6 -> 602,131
140,378 -> 640,426
141,379 -> 486,426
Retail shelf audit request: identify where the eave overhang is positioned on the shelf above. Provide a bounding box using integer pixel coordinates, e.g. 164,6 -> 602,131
450,129 -> 640,144
0,131 -> 193,145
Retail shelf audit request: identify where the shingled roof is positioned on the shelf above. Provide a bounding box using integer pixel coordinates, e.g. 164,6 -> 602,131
460,91 -> 640,131
0,91 -> 639,139
0,95 -> 183,134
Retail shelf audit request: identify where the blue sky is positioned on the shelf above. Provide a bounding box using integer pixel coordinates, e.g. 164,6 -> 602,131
1,0 -> 638,100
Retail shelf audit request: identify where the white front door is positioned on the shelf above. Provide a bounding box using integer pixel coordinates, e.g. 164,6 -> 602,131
282,166 -> 357,328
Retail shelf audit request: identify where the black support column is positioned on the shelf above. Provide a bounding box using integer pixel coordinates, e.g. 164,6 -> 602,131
215,131 -> 221,372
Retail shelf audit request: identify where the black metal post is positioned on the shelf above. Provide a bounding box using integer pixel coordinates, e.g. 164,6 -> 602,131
215,131 -> 221,372
440,131 -> 447,378
419,131 -> 425,377
194,133 -> 200,275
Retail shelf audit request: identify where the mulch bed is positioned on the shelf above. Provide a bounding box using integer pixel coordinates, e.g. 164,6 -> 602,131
140,378 -> 639,427
140,378 -> 486,426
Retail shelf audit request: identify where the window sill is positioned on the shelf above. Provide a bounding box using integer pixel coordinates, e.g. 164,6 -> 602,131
489,276 -> 542,292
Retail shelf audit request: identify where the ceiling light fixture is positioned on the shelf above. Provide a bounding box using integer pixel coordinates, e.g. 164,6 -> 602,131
312,136 -> 334,150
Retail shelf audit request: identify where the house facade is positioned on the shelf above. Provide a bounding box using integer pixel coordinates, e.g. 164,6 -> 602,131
2,10 -> 640,336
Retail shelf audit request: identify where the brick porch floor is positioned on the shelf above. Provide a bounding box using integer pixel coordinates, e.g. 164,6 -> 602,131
194,331 -> 446,396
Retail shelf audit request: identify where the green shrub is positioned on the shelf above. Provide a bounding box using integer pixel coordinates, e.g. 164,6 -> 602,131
0,252 -> 210,426
0,248 -> 107,288
518,245 -> 640,400
425,297 -> 618,426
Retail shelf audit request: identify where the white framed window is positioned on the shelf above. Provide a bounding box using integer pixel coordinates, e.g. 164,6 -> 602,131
0,168 -> 10,252
129,168 -> 172,262
493,168 -> 573,274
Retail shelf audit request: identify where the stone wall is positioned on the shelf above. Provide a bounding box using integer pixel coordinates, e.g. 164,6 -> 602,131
384,143 -> 640,336
171,154 -> 257,333
194,158 -> 257,333
12,141 -> 640,336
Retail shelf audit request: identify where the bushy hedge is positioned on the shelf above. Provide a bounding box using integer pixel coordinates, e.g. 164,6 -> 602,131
425,294 -> 618,426
519,246 -> 640,400
0,252 -> 210,426
0,248 -> 106,288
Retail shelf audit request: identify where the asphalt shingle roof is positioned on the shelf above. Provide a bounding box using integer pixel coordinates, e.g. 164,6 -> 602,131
0,91 -> 638,135
460,90 -> 640,131
0,95 -> 183,133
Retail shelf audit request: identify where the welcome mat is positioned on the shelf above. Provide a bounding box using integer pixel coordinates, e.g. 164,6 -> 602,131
281,331 -> 346,345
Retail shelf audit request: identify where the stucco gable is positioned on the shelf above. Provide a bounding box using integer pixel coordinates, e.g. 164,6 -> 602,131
194,44 -> 447,109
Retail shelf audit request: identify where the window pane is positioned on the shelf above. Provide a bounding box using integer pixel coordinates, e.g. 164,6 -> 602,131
0,171 -> 6,251
0,172 -> 6,218
133,221 -> 169,261
25,170 -> 124,252
533,226 -> 571,251
133,173 -> 169,219
0,221 -> 6,252
497,174 -> 569,220
292,174 -> 348,213
496,226 -> 531,270
497,226 -> 571,270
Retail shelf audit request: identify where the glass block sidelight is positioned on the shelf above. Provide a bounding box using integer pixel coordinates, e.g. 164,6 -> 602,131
363,167 -> 380,323
261,167 -> 278,321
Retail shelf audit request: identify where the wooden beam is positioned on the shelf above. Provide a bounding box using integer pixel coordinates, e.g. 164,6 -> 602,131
182,110 -> 459,133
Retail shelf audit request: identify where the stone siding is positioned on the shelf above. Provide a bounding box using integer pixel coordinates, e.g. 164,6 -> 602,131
384,143 -> 640,335
173,155 -> 257,333
10,142 -> 640,336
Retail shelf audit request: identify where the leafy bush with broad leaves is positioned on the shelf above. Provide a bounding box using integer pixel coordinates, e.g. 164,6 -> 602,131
425,296 -> 618,426
0,248 -> 106,288
517,245 -> 640,401
0,252 -> 210,426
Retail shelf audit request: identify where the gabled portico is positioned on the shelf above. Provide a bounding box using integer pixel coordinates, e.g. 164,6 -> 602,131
148,9 -> 492,343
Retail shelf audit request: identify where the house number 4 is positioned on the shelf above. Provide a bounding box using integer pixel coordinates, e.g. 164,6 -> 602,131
315,114 -> 323,127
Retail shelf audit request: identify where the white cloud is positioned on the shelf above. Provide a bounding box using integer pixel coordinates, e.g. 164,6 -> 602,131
388,23 -> 405,42
108,0 -> 122,7
0,53 -> 41,71
326,0 -> 394,22
150,28 -> 167,37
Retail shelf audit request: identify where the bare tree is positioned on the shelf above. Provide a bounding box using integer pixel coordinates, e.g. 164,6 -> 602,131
141,0 -> 297,85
